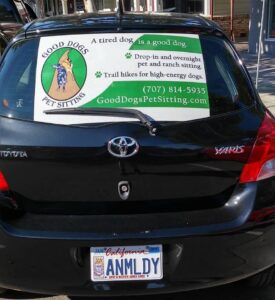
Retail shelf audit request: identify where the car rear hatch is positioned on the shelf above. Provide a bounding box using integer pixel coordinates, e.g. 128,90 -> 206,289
0,109 -> 261,216
0,24 -> 261,217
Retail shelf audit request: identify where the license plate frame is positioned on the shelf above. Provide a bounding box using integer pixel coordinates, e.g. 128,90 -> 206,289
90,245 -> 163,282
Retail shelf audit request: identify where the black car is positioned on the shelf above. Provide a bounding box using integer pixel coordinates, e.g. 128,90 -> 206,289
0,6 -> 274,297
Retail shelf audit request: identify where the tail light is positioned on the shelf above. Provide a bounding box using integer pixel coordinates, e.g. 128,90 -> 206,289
0,172 -> 16,210
240,112 -> 275,183
0,171 -> 9,191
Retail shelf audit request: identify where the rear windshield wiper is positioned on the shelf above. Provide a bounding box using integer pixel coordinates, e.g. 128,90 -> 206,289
44,107 -> 158,136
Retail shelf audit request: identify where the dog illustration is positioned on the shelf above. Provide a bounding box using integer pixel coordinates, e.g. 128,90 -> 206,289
53,63 -> 67,91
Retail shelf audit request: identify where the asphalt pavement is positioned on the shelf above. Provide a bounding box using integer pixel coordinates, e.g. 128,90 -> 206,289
1,42 -> 275,300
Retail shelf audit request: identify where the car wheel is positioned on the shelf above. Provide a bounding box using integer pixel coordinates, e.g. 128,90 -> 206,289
245,267 -> 275,288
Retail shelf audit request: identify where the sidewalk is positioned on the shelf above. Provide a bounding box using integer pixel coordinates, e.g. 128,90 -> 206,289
235,41 -> 275,114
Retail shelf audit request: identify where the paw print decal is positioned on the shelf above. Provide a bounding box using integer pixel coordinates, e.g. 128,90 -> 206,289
125,53 -> 132,59
95,71 -> 103,78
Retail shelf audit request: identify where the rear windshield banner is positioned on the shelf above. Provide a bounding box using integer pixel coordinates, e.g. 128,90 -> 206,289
34,33 -> 210,124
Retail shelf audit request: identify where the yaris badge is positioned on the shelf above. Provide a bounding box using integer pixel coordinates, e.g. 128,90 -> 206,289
108,136 -> 139,158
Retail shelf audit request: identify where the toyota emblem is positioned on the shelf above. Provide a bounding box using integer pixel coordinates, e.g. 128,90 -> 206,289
108,136 -> 139,158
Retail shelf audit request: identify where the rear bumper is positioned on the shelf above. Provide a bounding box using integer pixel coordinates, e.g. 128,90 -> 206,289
0,183 -> 275,296
1,226 -> 275,296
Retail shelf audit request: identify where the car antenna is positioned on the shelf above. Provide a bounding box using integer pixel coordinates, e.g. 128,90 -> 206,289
116,0 -> 124,17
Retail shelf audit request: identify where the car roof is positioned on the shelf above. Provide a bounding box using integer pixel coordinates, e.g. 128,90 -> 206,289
21,12 -> 222,39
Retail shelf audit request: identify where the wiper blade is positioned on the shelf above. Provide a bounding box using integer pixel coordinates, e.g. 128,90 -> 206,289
44,107 -> 158,136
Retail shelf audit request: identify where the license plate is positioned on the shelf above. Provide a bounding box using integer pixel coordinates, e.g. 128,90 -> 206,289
90,245 -> 163,282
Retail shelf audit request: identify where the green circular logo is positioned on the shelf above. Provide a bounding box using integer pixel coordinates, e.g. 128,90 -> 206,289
41,47 -> 87,101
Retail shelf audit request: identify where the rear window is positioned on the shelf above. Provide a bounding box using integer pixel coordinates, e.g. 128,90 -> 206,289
0,0 -> 21,23
0,33 -> 254,124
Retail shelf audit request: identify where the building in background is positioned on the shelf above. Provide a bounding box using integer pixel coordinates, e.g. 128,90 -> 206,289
35,0 -> 85,16
206,0 -> 250,39
88,0 -> 250,39
249,0 -> 275,54
34,0 -> 250,40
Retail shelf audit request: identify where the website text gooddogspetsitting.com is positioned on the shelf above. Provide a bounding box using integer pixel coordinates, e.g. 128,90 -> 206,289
96,95 -> 208,107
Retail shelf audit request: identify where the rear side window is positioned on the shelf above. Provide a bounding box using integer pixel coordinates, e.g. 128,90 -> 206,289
0,34 -> 254,124
200,35 -> 253,115
0,0 -> 21,23
0,38 -> 38,120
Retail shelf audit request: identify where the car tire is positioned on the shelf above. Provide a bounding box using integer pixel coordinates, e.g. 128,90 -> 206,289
245,267 -> 275,288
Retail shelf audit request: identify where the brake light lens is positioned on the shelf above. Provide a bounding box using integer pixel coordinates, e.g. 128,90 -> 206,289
240,112 -> 275,183
0,172 -> 9,191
